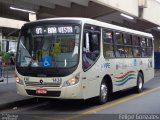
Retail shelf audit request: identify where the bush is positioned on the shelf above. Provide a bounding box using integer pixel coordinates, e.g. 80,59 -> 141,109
2,52 -> 11,63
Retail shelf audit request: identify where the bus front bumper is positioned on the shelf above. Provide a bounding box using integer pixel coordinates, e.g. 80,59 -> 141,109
16,83 -> 84,99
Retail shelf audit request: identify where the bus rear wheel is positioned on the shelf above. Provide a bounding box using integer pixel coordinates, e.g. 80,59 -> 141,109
97,81 -> 109,104
135,72 -> 144,93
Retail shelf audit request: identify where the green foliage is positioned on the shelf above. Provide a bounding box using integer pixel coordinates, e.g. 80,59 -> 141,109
2,52 -> 11,62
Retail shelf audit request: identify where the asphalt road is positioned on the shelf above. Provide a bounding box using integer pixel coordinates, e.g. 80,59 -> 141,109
1,77 -> 160,120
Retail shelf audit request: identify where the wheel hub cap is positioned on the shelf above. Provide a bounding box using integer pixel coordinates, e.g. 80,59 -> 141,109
139,77 -> 143,89
101,84 -> 108,101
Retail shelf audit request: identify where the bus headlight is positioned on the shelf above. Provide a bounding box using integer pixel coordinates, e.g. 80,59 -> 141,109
63,74 -> 80,87
16,76 -> 24,85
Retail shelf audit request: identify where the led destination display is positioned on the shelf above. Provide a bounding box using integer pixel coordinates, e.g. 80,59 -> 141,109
34,26 -> 74,35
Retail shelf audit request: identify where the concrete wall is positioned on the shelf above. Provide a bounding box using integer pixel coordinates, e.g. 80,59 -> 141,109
93,0 -> 160,26
142,0 -> 160,26
93,0 -> 139,17
0,17 -> 27,29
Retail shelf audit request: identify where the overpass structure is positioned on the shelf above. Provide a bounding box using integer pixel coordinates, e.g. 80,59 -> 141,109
0,0 -> 160,51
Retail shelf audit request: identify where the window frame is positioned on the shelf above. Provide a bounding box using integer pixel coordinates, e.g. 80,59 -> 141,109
82,24 -> 101,71
123,33 -> 133,58
102,28 -> 115,58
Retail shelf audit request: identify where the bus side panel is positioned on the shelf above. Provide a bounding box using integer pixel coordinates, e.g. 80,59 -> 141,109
142,58 -> 154,83
100,58 -> 130,93
81,60 -> 102,99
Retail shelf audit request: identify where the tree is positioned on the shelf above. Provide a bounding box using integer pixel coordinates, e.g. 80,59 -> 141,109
2,52 -> 11,65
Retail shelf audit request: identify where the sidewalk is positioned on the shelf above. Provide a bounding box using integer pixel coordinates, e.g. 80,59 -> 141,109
0,77 -> 33,110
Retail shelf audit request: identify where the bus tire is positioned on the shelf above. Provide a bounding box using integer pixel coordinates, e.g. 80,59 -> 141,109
135,72 -> 144,93
97,80 -> 109,104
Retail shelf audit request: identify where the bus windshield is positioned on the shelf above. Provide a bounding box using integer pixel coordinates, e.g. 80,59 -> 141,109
16,24 -> 81,76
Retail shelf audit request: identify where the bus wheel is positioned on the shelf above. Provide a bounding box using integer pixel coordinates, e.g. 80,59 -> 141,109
135,72 -> 144,93
98,81 -> 109,104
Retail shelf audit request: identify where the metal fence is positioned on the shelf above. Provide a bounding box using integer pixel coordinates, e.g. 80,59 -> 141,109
3,65 -> 15,78
0,64 -> 15,83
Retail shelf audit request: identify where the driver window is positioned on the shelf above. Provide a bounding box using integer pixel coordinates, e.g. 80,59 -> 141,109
83,25 -> 100,71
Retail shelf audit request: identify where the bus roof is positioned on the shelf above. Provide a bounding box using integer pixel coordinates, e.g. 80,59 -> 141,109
25,17 -> 153,38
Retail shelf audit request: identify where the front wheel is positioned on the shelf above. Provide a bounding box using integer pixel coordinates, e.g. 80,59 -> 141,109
97,81 -> 109,104
135,72 -> 144,93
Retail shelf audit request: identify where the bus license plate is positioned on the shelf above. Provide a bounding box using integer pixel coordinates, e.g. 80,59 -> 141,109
36,89 -> 47,94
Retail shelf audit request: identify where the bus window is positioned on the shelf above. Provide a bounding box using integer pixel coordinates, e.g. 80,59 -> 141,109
103,29 -> 115,58
147,48 -> 153,57
142,48 -> 147,57
141,37 -> 147,48
83,26 -> 100,70
115,32 -> 123,44
123,33 -> 133,58
124,46 -> 133,57
133,47 -> 141,57
103,30 -> 114,43
141,37 -> 147,57
132,36 -> 140,46
147,38 -> 153,47
124,34 -> 132,45
146,38 -> 153,57
115,45 -> 125,58
103,44 -> 114,58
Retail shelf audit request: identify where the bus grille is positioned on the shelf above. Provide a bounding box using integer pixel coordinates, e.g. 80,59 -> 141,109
24,81 -> 61,87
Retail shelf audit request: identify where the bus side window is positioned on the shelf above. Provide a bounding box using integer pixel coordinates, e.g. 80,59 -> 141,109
115,45 -> 125,58
115,32 -> 125,58
83,26 -> 100,70
146,38 -> 153,57
147,38 -> 153,47
124,46 -> 133,57
132,35 -> 141,57
123,33 -> 133,58
132,36 -> 140,46
103,29 -> 115,58
115,32 -> 123,44
133,47 -> 141,57
141,37 -> 147,57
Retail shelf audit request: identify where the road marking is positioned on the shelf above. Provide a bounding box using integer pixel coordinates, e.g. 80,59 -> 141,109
33,86 -> 160,120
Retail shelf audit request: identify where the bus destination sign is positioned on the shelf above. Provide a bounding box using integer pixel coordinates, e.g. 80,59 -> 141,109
35,26 -> 73,35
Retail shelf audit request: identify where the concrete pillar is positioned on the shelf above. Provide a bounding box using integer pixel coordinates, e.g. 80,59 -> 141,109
3,36 -> 6,52
0,17 -> 27,29
29,13 -> 37,21
0,30 -> 2,52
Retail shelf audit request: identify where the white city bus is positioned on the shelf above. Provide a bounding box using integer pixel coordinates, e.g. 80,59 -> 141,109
15,18 -> 154,104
